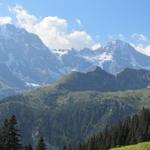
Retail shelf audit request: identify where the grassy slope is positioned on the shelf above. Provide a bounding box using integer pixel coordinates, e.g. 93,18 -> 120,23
110,142 -> 150,150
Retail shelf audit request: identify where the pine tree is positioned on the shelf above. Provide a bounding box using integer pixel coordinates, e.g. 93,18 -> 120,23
67,144 -> 72,150
0,115 -> 22,150
8,115 -> 22,150
62,145 -> 67,150
24,144 -> 33,150
36,137 -> 47,150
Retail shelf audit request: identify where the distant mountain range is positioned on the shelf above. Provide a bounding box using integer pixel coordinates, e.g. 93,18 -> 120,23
0,24 -> 150,98
57,40 -> 150,73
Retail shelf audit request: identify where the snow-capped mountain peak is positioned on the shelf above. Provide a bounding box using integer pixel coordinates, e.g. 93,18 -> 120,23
0,24 -> 150,98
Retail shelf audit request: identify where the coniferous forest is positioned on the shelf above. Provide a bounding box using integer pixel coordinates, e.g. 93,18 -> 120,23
2,108 -> 150,150
0,115 -> 46,150
64,108 -> 150,150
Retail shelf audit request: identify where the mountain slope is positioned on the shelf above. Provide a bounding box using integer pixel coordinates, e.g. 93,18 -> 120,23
55,67 -> 150,91
96,40 -> 150,73
58,40 -> 150,74
0,87 -> 150,147
76,107 -> 150,150
0,24 -> 66,98
0,24 -> 64,84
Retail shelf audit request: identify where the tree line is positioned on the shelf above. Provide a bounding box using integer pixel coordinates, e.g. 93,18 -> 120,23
2,108 -> 150,150
0,115 -> 46,150
64,108 -> 150,150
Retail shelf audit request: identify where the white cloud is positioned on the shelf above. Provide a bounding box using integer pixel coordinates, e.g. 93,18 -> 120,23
0,16 -> 12,25
131,33 -> 148,42
67,31 -> 96,50
9,5 -> 37,29
8,5 -> 100,50
6,4 -> 150,55
75,19 -> 83,27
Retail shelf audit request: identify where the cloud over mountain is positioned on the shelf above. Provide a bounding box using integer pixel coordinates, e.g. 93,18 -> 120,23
0,4 -> 150,55
8,5 -> 99,50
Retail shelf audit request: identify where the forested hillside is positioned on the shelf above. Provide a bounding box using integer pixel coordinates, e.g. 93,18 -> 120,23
0,115 -> 47,150
72,108 -> 150,150
0,88 -> 150,148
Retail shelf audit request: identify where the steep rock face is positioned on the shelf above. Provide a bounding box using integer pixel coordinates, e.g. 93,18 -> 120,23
96,40 -> 150,73
60,49 -> 94,72
0,24 -> 64,84
0,24 -> 65,98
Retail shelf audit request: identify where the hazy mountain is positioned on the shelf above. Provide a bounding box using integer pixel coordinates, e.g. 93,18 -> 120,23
0,24 -> 150,99
95,40 -> 150,73
59,49 -> 94,72
69,40 -> 150,73
0,24 -> 66,98
55,40 -> 150,74
0,24 -> 64,83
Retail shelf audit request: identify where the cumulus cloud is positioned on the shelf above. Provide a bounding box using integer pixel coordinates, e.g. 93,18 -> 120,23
131,33 -> 148,42
0,16 -> 12,25
8,5 -> 99,50
9,5 -> 37,29
3,4 -> 150,56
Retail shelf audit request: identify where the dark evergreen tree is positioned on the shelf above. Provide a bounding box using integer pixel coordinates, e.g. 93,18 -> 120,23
74,108 -> 150,150
62,145 -> 67,150
0,115 -> 22,150
36,137 -> 47,150
24,144 -> 33,150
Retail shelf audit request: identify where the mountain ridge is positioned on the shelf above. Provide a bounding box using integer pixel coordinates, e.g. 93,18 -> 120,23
0,24 -> 150,98
55,67 -> 150,91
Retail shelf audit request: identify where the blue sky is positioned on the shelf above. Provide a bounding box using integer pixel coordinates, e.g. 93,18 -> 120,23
0,0 -> 150,54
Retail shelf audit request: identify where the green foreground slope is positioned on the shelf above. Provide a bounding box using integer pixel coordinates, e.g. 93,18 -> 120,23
0,87 -> 150,147
111,141 -> 150,150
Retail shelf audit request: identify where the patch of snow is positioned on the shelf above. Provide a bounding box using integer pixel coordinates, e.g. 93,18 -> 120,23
51,49 -> 69,57
83,52 -> 112,63
26,82 -> 40,87
97,52 -> 113,61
